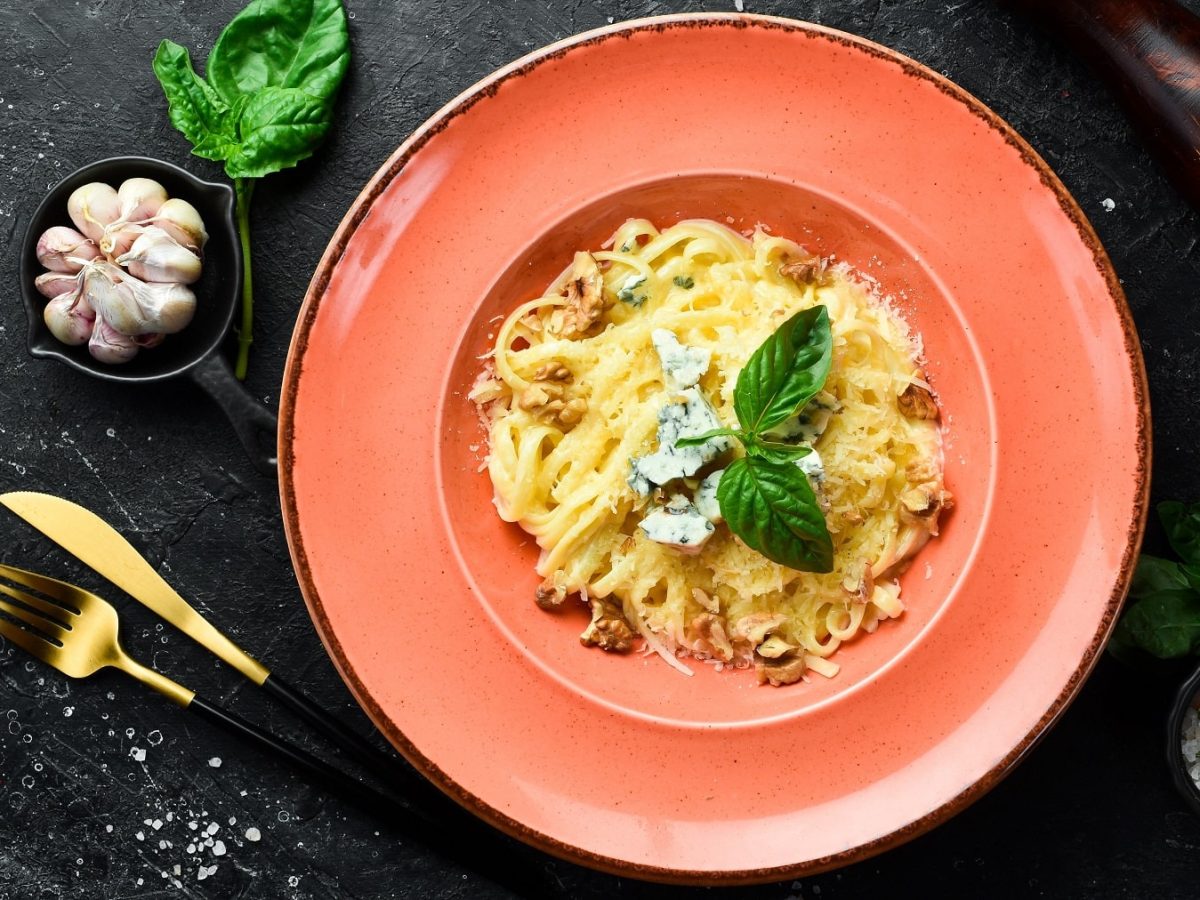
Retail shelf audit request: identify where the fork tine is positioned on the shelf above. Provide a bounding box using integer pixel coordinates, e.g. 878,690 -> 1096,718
0,571 -> 79,622
0,612 -> 61,660
0,586 -> 71,641
0,564 -> 84,613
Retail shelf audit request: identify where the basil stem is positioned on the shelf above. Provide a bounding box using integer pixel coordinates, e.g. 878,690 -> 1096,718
234,177 -> 255,380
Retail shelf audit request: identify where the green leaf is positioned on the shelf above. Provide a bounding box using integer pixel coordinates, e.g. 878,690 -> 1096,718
207,0 -> 350,105
717,456 -> 833,572
1131,554 -> 1188,596
1121,589 -> 1200,658
1159,501 -> 1200,567
223,87 -> 333,179
152,40 -> 235,159
744,439 -> 813,465
733,306 -> 832,435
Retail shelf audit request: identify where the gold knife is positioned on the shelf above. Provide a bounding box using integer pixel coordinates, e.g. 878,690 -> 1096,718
0,490 -> 268,682
0,490 -> 396,772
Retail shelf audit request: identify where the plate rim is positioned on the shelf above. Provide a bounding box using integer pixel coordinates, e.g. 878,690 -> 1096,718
278,12 -> 1151,884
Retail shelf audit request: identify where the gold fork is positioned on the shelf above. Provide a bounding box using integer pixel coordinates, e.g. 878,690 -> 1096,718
0,563 -> 389,809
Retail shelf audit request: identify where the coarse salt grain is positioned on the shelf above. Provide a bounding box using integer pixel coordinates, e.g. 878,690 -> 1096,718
208,757 -> 222,768
245,827 -> 261,842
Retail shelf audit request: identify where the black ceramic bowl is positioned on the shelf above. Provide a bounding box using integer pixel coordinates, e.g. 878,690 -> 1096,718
19,156 -> 276,473
1167,661 -> 1200,816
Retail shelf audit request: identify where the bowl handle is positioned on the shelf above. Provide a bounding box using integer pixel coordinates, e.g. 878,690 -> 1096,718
189,353 -> 278,476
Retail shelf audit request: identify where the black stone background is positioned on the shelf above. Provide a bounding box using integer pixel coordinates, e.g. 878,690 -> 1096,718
1,0 -> 1199,897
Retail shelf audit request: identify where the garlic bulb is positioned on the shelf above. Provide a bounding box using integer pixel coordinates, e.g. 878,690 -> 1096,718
88,316 -> 139,364
116,226 -> 202,284
34,270 -> 82,299
36,226 -> 99,273
67,182 -> 121,243
37,176 -> 207,363
82,263 -> 196,335
151,198 -> 208,252
44,288 -> 96,346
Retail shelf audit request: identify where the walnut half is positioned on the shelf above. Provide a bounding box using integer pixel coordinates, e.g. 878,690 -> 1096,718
518,365 -> 588,430
756,652 -> 806,686
580,597 -> 635,652
549,252 -> 607,339
897,377 -> 939,420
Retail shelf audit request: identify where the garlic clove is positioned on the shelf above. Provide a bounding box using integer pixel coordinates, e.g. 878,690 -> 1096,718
116,226 -> 202,284
35,270 -> 82,299
100,223 -> 145,259
67,182 -> 121,243
88,316 -> 139,364
36,226 -> 100,273
116,178 -> 167,223
81,264 -> 142,336
44,288 -> 96,346
131,281 -> 196,334
149,198 -> 208,253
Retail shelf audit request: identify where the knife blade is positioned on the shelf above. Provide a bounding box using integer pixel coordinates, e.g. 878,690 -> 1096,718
0,491 -> 269,684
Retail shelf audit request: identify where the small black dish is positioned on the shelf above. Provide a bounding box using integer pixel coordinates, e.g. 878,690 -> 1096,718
1167,660 -> 1200,816
18,156 -> 276,475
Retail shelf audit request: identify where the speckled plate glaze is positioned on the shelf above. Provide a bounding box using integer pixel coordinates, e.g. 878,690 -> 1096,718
279,14 -> 1149,883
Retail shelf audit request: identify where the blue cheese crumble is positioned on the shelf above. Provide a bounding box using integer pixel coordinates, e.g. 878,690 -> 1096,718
639,493 -> 715,554
617,274 -> 648,307
651,329 -> 711,390
764,391 -> 837,444
628,388 -> 730,495
796,448 -> 824,482
695,469 -> 723,523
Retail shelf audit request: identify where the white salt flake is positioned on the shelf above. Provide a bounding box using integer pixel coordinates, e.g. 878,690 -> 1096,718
198,864 -> 217,881
105,824 -> 113,833
152,818 -> 163,831
208,757 -> 222,768
244,827 -> 261,842
1101,197 -> 1116,212
135,831 -> 145,842
206,822 -> 220,836
130,747 -> 146,762
63,707 -> 73,717
212,840 -> 226,857
734,0 -> 745,9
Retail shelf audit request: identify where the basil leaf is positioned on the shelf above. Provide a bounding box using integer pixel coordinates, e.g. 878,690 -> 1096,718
744,439 -> 813,465
717,456 -> 833,572
1121,589 -> 1200,658
1159,501 -> 1200,567
207,0 -> 350,105
223,86 -> 333,178
734,306 -> 832,435
152,40 -> 235,159
1131,554 -> 1188,597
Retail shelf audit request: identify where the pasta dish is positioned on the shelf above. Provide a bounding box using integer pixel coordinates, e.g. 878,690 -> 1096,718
471,218 -> 951,685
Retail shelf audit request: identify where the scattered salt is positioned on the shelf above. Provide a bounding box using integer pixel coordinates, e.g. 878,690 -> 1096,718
135,831 -> 145,842
212,840 -> 226,857
152,819 -> 163,831
63,707 -> 73,717
245,827 -> 261,842
105,825 -> 113,833
130,747 -> 146,762
206,822 -> 220,836
1101,197 -> 1116,212
198,864 -> 217,881
734,0 -> 745,9
208,757 -> 222,768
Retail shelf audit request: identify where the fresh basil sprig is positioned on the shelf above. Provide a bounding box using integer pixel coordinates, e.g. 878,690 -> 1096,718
678,306 -> 834,572
1111,501 -> 1200,659
152,0 -> 350,379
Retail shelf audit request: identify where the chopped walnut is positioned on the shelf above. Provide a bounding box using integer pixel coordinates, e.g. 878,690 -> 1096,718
518,369 -> 588,430
756,652 -> 806,686
841,560 -> 875,602
534,575 -> 567,610
580,597 -> 635,652
549,252 -> 607,339
689,613 -> 734,662
532,363 -> 571,382
779,251 -> 828,286
905,459 -> 939,484
731,612 -> 788,646
900,484 -> 954,536
897,377 -> 939,420
841,508 -> 865,526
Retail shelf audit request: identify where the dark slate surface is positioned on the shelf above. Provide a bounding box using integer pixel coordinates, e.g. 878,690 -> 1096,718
2,0 -> 1199,897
